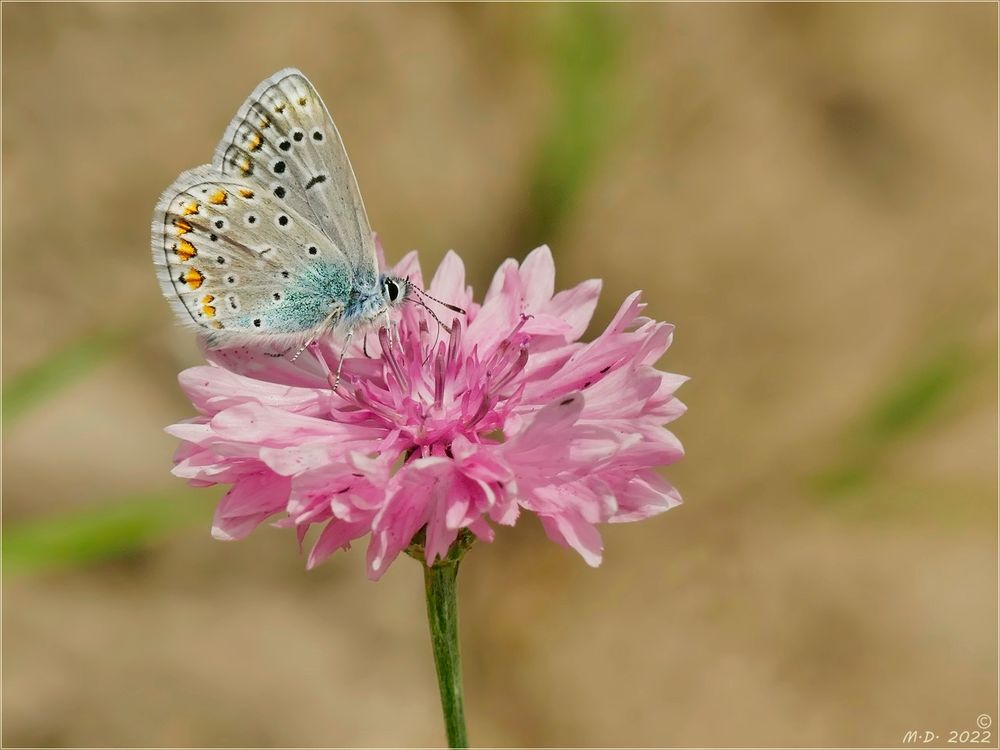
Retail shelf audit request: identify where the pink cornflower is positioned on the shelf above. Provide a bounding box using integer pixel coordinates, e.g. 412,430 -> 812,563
167,246 -> 686,579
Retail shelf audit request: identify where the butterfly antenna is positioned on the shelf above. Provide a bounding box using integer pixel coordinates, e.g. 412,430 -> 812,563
412,285 -> 466,315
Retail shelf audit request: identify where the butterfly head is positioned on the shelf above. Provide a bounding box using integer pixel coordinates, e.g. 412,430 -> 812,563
393,277 -> 467,335
380,274 -> 412,310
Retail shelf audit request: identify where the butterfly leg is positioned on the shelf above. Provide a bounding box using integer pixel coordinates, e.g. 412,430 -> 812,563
289,340 -> 313,363
384,311 -> 397,352
290,305 -> 344,363
331,330 -> 353,392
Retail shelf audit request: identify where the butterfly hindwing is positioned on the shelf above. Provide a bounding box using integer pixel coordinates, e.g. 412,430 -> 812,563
151,164 -> 352,346
211,68 -> 378,289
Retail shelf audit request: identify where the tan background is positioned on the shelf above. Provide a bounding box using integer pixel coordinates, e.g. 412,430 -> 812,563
3,3 -> 997,747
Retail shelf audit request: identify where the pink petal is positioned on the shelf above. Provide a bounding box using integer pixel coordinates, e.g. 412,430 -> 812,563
172,450 -> 256,485
468,264 -> 521,354
204,344 -> 330,389
366,460 -> 443,579
210,403 -> 371,445
165,420 -> 213,445
518,245 -> 555,310
502,393 -> 584,469
429,250 -> 468,308
522,314 -> 573,338
179,365 -> 333,416
655,396 -> 687,424
391,250 -> 424,289
211,472 -> 291,540
539,510 -> 604,567
609,472 -> 683,523
424,475 -> 458,565
482,258 -> 519,306
467,516 -> 495,542
546,279 -> 602,341
259,443 -> 338,477
606,291 -> 645,336
489,492 -> 520,525
307,519 -> 371,569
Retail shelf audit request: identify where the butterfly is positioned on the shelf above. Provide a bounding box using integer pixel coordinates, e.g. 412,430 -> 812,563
151,68 -> 458,378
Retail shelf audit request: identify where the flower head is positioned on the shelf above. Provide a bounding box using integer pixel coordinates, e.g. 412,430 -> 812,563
168,247 -> 686,579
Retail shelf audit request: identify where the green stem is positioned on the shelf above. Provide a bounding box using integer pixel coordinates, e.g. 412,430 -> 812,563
423,556 -> 468,749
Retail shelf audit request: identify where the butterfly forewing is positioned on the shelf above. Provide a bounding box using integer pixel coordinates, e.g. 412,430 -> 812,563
211,68 -> 378,287
152,165 -> 352,341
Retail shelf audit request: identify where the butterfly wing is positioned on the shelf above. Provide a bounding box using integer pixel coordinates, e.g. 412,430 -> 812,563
211,68 -> 378,288
151,164 -> 353,347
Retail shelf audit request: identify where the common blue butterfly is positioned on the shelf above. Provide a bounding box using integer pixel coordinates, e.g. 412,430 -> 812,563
151,68 -> 456,369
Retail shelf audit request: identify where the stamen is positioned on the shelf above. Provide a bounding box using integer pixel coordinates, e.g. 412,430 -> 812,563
412,296 -> 452,335
433,342 -> 447,409
420,316 -> 441,367
378,326 -> 409,391
466,391 -> 492,429
350,384 -> 403,425
490,345 -> 529,395
446,318 -> 463,369
509,313 -> 531,338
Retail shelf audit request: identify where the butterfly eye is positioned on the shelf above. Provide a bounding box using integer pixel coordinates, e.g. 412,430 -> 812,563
385,279 -> 399,302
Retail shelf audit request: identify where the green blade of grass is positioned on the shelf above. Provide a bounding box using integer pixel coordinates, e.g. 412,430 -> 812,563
2,325 -> 138,428
812,343 -> 979,496
514,5 -> 625,253
862,346 -> 972,442
2,491 -> 210,575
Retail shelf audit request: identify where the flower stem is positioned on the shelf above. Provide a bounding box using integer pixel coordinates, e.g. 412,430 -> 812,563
423,557 -> 468,749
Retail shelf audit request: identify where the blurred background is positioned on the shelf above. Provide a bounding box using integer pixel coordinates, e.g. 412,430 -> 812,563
3,3 -> 997,747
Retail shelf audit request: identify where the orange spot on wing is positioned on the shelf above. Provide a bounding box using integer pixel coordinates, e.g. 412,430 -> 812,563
175,239 -> 197,261
174,219 -> 192,235
239,189 -> 255,199
183,269 -> 204,289
297,96 -> 307,105
182,201 -> 200,216
209,189 -> 228,205
201,294 -> 215,304
202,304 -> 217,318
240,158 -> 253,176
248,133 -> 262,151
210,321 -> 224,329
274,102 -> 286,113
